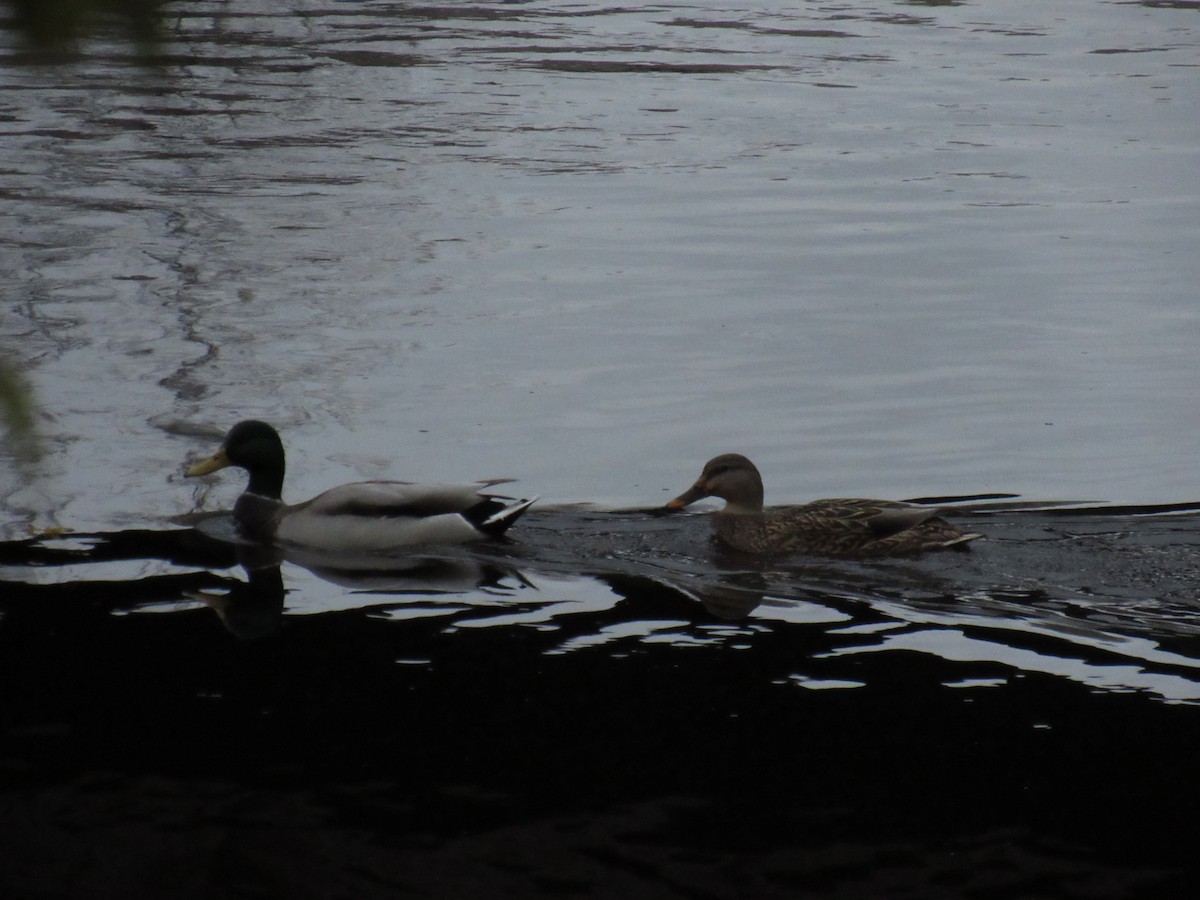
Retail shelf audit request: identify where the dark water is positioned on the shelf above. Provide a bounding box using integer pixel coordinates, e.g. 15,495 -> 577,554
4,502 -> 1200,897
3,1 -> 1200,896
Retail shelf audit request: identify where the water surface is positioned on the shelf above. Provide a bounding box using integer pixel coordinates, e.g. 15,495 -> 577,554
4,502 -> 1200,896
2,0 -> 1198,534
3,2 -> 1200,896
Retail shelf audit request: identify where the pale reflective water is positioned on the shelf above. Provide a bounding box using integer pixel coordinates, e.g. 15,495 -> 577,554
3,0 -> 1199,534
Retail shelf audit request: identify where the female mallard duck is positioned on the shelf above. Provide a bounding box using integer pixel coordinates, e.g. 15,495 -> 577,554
186,420 -> 535,551
666,453 -> 981,558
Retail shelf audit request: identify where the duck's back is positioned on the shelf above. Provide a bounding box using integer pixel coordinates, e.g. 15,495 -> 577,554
274,480 -> 521,551
714,498 -> 980,558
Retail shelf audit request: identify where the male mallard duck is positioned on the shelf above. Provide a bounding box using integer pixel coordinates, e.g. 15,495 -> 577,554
666,453 -> 981,558
186,420 -> 535,551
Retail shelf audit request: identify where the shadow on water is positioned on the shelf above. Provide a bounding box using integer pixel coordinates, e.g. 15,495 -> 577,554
3,504 -> 1200,897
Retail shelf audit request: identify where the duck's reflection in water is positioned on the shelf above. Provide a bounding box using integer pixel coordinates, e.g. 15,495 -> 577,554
188,563 -> 286,640
283,546 -> 531,597
186,537 -> 534,638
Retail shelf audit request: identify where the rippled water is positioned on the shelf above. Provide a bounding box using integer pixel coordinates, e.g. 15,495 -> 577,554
3,0 -> 1199,533
3,2 -> 1200,896
5,502 -> 1200,895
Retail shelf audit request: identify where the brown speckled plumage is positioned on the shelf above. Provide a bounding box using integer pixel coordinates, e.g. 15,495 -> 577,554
667,454 -> 982,558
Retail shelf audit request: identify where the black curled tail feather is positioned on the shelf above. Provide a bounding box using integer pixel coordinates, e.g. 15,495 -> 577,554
464,496 -> 537,537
